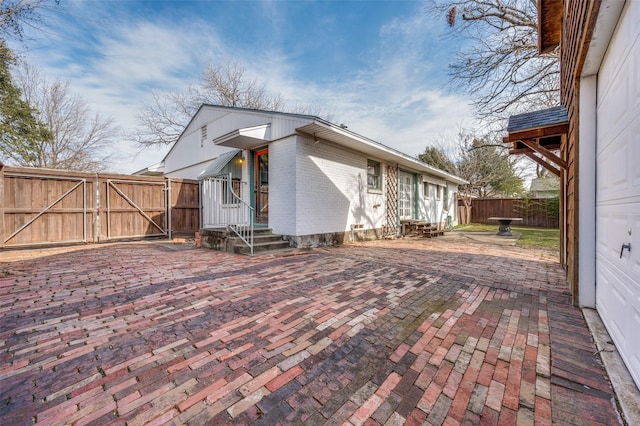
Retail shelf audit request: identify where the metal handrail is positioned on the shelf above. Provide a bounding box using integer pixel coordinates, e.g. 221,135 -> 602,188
226,178 -> 254,255
202,174 -> 254,254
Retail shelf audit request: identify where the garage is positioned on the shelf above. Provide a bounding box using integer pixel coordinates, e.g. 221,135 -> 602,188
594,0 -> 640,388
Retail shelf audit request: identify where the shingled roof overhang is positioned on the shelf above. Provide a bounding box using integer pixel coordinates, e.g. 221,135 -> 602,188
538,0 -> 563,54
504,105 -> 568,177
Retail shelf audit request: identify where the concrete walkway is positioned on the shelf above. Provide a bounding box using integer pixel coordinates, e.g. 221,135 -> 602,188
0,237 -> 623,425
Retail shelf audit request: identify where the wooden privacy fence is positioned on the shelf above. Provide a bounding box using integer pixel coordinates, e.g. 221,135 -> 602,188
0,165 -> 199,248
458,197 -> 559,228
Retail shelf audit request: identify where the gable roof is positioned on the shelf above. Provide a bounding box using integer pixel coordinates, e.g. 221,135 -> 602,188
162,104 -> 468,185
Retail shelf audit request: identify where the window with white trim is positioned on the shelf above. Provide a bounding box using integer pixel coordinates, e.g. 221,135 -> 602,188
367,160 -> 381,190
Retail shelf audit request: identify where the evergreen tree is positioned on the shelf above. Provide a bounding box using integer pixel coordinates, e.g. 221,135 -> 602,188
0,39 -> 51,166
418,146 -> 457,175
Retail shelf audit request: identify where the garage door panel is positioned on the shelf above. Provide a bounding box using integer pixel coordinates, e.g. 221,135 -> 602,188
632,210 -> 640,277
596,208 -> 609,252
598,1 -> 639,103
610,135 -> 629,193
596,131 -> 634,199
596,0 -> 640,389
601,209 -> 629,260
634,40 -> 640,112
633,118 -> 640,188
597,265 -> 630,348
630,304 -> 640,386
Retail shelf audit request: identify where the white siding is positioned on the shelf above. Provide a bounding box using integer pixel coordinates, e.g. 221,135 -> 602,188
417,180 -> 457,225
164,107 -> 313,178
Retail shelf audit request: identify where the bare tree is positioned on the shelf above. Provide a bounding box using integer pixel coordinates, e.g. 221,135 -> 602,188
0,0 -> 61,42
132,59 -> 335,149
133,91 -> 196,148
133,59 -> 287,149
429,0 -> 559,123
13,63 -> 119,171
198,61 -> 285,110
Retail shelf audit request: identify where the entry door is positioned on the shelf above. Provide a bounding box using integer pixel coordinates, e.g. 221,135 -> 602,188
399,172 -> 413,220
255,149 -> 269,222
594,0 -> 640,388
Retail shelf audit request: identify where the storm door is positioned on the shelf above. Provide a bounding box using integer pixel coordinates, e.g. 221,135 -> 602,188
255,149 -> 269,223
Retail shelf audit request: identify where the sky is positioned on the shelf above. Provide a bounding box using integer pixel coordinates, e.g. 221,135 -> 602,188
9,0 -> 478,174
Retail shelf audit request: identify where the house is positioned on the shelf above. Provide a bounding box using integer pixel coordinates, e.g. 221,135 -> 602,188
152,105 -> 466,249
529,176 -> 560,198
506,1 -> 639,388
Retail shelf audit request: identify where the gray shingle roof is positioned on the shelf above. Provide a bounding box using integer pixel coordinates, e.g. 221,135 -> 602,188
507,106 -> 568,133
530,176 -> 560,192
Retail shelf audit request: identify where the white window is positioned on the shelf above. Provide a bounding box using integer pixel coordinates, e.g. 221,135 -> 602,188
423,182 -> 430,198
367,160 -> 381,190
399,172 -> 413,220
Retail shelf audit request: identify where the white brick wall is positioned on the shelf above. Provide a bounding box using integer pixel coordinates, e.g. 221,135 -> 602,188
269,136 -> 298,235
292,135 -> 386,236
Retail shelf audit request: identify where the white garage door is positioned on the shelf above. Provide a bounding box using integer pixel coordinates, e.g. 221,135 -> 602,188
595,0 -> 640,388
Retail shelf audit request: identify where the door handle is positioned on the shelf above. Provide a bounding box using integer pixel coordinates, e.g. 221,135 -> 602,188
620,243 -> 631,258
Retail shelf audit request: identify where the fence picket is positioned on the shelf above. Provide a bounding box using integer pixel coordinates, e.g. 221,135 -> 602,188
0,166 -> 199,248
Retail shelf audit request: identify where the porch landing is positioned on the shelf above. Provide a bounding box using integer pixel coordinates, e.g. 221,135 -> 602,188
198,227 -> 291,255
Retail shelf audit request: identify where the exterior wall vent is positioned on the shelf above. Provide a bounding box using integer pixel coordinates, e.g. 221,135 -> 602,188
200,126 -> 207,147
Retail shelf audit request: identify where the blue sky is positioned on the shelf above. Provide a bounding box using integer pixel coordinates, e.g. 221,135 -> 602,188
10,0 -> 477,174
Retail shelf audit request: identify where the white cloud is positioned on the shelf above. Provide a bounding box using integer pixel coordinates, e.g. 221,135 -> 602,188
14,1 -> 478,174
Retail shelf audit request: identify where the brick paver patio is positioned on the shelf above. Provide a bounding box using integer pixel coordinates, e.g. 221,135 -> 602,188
0,237 -> 622,425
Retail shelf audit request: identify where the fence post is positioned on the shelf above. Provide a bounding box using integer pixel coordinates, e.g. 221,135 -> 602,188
167,178 -> 172,240
95,173 -> 101,242
0,164 -> 4,248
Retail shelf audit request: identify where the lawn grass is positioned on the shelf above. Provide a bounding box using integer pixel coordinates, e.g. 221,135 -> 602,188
455,222 -> 560,250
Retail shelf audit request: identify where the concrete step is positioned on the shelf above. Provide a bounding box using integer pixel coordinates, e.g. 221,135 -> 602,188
233,239 -> 291,254
253,227 -> 275,235
228,234 -> 284,245
229,228 -> 292,254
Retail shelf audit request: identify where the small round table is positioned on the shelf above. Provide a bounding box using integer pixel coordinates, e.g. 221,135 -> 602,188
488,217 -> 523,236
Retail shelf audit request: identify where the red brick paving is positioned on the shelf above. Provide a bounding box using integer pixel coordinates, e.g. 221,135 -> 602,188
0,238 -> 622,425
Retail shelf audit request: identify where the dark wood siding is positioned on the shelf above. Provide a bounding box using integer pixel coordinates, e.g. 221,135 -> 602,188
560,0 -> 601,303
461,198 -> 559,228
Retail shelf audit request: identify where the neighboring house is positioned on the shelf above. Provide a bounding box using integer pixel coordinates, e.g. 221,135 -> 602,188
134,161 -> 164,176
529,176 -> 560,198
506,1 -> 639,388
150,105 -> 466,248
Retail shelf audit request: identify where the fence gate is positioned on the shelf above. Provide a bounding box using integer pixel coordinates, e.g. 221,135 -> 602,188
1,166 -> 201,248
1,171 -> 92,248
104,179 -> 169,240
